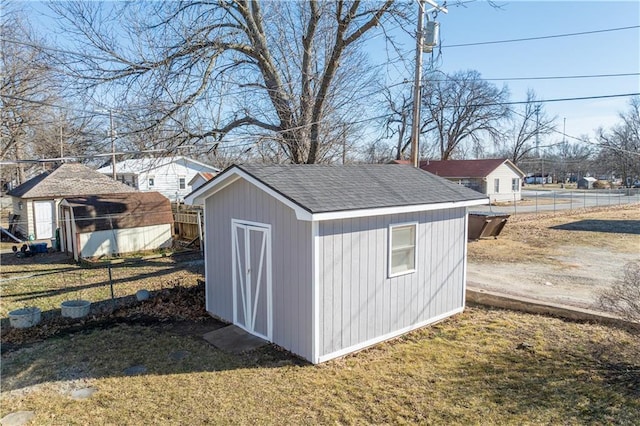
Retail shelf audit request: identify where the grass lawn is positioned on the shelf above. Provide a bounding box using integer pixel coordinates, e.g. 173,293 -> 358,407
0,252 -> 203,319
1,307 -> 638,424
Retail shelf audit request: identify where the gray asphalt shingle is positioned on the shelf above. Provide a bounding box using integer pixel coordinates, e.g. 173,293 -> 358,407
237,164 -> 487,213
7,163 -> 137,198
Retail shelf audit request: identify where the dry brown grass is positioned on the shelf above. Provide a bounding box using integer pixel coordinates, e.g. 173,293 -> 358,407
0,252 -> 204,318
468,205 -> 640,264
1,307 -> 638,424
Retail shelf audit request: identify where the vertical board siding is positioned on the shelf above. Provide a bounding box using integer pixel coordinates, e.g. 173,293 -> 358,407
318,207 -> 467,357
205,179 -> 313,361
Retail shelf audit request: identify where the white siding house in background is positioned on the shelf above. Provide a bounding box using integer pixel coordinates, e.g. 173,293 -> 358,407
419,159 -> 526,203
97,156 -> 219,201
186,164 -> 488,364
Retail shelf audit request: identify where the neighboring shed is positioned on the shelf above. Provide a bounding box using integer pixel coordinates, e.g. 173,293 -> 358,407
185,164 -> 488,364
97,156 -> 219,201
419,159 -> 526,203
577,176 -> 597,190
6,163 -> 136,241
59,192 -> 173,260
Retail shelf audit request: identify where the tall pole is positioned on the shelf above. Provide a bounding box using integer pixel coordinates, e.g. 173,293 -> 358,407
410,0 -> 425,168
109,109 -> 116,180
60,122 -> 63,159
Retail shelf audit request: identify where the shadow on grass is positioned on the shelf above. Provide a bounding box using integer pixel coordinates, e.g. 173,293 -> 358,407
1,254 -> 204,302
550,219 -> 640,235
1,315 -> 638,425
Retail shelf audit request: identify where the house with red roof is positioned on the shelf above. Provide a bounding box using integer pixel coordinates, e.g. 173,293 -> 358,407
418,159 -> 526,203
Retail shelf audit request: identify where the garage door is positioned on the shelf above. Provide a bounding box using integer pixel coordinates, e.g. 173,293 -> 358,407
34,200 -> 54,239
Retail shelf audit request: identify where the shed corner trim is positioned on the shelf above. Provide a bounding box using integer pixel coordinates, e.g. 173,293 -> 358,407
311,221 -> 320,364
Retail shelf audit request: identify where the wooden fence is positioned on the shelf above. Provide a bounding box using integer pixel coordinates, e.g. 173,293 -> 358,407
172,205 -> 203,250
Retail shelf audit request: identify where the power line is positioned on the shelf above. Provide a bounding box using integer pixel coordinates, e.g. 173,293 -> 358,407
442,25 -> 640,48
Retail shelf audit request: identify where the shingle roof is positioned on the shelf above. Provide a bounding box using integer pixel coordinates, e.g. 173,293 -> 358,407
97,156 -> 219,175
64,192 -> 173,232
7,163 -> 137,198
236,164 -> 487,213
420,159 -> 524,178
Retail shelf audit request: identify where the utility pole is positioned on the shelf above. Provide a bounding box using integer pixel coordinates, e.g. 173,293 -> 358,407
410,0 -> 447,168
59,122 -> 63,159
409,0 -> 425,168
109,109 -> 116,180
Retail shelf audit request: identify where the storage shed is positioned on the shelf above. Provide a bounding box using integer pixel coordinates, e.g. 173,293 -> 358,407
185,164 -> 488,364
577,176 -> 597,190
59,192 -> 174,260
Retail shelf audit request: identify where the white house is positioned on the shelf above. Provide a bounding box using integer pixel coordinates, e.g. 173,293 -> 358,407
185,164 -> 488,364
420,159 -> 526,203
97,156 -> 219,201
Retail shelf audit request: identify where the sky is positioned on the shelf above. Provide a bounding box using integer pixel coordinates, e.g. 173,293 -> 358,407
371,0 -> 640,146
14,0 -> 640,156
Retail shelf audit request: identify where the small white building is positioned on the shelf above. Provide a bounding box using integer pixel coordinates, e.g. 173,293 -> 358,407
97,156 -> 219,201
577,176 -> 597,189
420,159 -> 526,203
59,192 -> 174,260
186,164 -> 488,364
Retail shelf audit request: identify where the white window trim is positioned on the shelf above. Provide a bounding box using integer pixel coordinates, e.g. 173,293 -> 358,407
512,177 -> 520,192
388,221 -> 418,278
148,176 -> 155,187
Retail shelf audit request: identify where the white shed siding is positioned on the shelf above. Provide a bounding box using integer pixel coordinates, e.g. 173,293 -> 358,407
486,164 -> 522,203
206,179 -> 313,360
317,207 -> 466,359
77,224 -> 172,259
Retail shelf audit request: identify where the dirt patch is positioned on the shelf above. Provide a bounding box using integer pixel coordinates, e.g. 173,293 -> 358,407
468,205 -> 640,311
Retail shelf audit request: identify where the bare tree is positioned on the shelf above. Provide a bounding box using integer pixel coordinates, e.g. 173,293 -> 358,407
502,90 -> 556,165
51,1 -> 403,164
0,8 -> 57,183
595,97 -> 640,186
380,87 -> 412,160
420,70 -> 510,160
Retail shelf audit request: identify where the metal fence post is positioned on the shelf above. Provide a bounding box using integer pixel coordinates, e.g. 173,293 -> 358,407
553,191 -> 556,213
570,190 -> 573,211
584,190 -> 586,208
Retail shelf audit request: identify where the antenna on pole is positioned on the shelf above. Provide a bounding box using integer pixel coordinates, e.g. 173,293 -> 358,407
410,0 -> 448,168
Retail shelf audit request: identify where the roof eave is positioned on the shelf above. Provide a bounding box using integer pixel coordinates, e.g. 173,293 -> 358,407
309,197 -> 489,222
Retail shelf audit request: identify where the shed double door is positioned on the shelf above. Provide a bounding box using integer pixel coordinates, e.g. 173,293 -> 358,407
231,220 -> 272,341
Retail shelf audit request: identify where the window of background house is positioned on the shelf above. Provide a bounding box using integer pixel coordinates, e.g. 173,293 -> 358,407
512,178 -> 520,191
148,176 -> 155,187
494,178 -> 500,193
389,223 -> 417,277
179,177 -> 186,190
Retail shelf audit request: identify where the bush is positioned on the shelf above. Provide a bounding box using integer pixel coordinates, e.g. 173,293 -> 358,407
593,180 -> 611,189
596,261 -> 640,323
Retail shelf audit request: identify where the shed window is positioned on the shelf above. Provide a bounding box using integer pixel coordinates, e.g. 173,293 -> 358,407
148,176 -> 155,187
512,178 -> 520,191
494,178 -> 500,193
179,177 -> 186,190
389,223 -> 417,277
